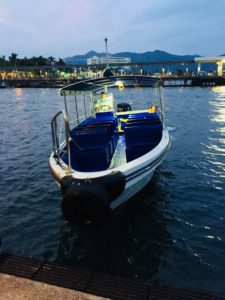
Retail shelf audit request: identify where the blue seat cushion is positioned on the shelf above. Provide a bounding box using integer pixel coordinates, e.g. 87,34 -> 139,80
72,130 -> 111,149
125,123 -> 162,148
95,111 -> 115,118
62,142 -> 111,172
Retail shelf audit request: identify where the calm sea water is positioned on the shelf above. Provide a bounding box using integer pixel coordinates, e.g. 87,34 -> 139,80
0,86 -> 225,296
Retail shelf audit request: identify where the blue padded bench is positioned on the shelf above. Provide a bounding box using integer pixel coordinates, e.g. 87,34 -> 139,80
125,123 -> 163,147
68,125 -> 116,171
124,122 -> 163,162
95,111 -> 115,118
71,122 -> 114,139
128,112 -> 159,118
80,117 -> 118,138
118,113 -> 160,132
127,113 -> 160,123
67,116 -> 120,171
71,129 -> 111,148
63,141 -> 111,172
125,120 -> 161,128
64,126 -> 113,171
79,124 -> 117,153
78,117 -> 119,149
86,123 -> 119,148
86,122 -> 115,135
72,127 -> 115,157
87,117 -> 118,129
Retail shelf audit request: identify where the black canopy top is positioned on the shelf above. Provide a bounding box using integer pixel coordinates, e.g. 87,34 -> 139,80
60,75 -> 162,95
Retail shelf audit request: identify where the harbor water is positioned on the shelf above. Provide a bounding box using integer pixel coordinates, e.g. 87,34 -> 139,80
0,86 -> 225,296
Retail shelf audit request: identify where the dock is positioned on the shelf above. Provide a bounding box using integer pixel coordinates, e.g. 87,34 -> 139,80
162,75 -> 225,87
1,75 -> 225,88
0,78 -> 75,88
0,253 -> 224,300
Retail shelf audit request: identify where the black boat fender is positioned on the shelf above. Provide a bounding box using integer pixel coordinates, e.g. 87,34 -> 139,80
60,172 -> 125,227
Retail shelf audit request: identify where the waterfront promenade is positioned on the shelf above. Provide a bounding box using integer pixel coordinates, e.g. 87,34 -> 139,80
1,75 -> 225,88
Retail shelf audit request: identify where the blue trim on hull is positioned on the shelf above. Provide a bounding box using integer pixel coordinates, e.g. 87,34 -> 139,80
125,143 -> 170,182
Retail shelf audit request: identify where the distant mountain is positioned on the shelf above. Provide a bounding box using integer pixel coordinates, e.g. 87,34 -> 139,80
64,51 -> 105,64
64,50 -> 224,73
114,50 -> 199,63
64,50 -> 199,65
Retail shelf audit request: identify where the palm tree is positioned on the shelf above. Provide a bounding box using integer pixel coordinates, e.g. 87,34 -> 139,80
9,52 -> 18,67
0,55 -> 7,67
48,56 -> 55,66
37,56 -> 48,65
57,58 -> 65,66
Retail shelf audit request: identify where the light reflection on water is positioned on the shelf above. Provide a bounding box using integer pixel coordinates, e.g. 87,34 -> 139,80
0,87 -> 225,296
200,86 -> 225,190
15,88 -> 23,99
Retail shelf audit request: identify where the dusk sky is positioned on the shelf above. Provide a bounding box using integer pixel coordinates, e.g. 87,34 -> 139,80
0,0 -> 224,59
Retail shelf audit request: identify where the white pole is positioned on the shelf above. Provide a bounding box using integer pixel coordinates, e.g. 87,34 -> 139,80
105,37 -> 109,68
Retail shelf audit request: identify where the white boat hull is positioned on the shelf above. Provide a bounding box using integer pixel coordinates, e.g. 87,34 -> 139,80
49,129 -> 169,211
110,168 -> 154,209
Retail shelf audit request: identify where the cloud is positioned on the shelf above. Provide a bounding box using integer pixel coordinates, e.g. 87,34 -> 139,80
0,6 -> 10,25
0,0 -> 224,57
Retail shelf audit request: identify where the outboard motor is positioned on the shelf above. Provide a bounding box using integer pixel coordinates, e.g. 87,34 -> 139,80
117,103 -> 132,112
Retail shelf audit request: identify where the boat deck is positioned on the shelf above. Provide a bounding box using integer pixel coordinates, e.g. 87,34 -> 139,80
109,135 -> 127,169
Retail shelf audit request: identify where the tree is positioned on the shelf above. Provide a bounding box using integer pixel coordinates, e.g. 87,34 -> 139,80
48,56 -> 55,66
0,55 -> 7,67
9,52 -> 18,67
39,56 -> 48,65
57,58 -> 65,66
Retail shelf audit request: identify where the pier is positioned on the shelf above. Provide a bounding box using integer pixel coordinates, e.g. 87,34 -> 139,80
162,75 -> 225,87
1,55 -> 225,87
1,75 -> 225,88
0,78 -> 71,88
0,253 -> 223,299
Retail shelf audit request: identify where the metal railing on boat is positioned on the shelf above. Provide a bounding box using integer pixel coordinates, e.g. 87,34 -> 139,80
51,109 -> 71,173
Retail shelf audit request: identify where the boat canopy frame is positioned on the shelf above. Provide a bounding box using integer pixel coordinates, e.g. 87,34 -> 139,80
60,75 -> 164,124
60,75 -> 162,95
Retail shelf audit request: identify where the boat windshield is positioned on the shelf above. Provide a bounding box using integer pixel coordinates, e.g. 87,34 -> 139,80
60,76 -> 164,127
93,92 -> 114,113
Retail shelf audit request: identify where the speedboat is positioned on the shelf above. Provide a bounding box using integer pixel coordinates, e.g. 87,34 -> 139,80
49,75 -> 170,226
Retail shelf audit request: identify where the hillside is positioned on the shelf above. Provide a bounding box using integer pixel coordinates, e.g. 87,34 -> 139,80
64,50 -> 199,65
64,50 -> 225,73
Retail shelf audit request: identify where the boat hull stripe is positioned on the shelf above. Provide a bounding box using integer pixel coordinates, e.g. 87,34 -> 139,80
125,145 -> 169,182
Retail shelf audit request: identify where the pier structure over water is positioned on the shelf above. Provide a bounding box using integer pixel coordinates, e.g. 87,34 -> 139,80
195,56 -> 225,76
1,75 -> 225,88
0,253 -> 223,300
